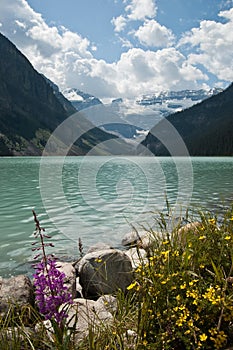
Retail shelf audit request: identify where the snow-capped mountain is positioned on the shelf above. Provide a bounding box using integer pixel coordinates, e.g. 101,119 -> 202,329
63,87 -> 223,141
62,88 -> 102,111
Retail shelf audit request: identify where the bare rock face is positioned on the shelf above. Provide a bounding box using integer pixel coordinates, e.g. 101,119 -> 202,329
0,275 -> 34,313
78,249 -> 133,298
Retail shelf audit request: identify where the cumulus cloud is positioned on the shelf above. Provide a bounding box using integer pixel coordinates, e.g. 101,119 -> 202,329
103,48 -> 208,97
125,0 -> 157,20
111,15 -> 127,32
134,19 -> 175,48
179,7 -> 233,81
0,0 -> 231,100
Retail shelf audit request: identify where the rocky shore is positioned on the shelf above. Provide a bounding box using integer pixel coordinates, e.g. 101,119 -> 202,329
0,229 -> 156,343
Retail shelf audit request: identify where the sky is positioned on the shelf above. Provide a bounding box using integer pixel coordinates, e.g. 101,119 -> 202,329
0,0 -> 233,100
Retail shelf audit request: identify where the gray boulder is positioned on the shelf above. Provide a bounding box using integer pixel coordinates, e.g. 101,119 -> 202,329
41,295 -> 117,343
86,242 -> 113,254
56,261 -> 77,299
122,230 -> 155,250
78,249 -> 133,298
68,295 -> 117,342
0,275 -> 34,313
125,247 -> 148,269
121,230 -> 142,247
176,221 -> 202,246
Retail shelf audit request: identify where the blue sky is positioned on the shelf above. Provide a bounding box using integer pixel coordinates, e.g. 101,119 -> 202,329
0,0 -> 233,100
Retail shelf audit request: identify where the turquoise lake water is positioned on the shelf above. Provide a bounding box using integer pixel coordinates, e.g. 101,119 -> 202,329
0,156 -> 233,276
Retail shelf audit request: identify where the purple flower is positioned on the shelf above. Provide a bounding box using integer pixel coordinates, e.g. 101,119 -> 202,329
33,257 -> 73,326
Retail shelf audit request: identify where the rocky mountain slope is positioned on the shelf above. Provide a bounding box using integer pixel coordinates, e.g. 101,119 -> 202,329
0,33 -> 131,156
140,83 -> 233,156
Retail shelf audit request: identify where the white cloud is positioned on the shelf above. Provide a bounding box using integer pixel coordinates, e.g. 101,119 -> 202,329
102,48 -> 208,98
111,15 -> 127,32
125,0 -> 157,21
0,0 -> 230,100
179,8 -> 233,81
134,19 -> 175,47
15,20 -> 26,30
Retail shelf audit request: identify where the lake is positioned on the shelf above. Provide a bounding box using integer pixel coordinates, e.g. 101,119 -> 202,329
0,156 -> 233,277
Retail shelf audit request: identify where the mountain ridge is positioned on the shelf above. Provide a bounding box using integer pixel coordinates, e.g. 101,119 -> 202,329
64,86 -> 223,140
140,83 -> 233,156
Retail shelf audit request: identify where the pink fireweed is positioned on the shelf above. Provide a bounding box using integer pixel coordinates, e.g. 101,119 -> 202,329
33,258 -> 73,326
32,210 -> 73,327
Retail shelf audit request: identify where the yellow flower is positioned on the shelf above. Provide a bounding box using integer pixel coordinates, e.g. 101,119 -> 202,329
200,333 -> 208,342
199,235 -> 206,240
162,240 -> 169,245
208,218 -> 216,224
202,286 -> 221,305
173,250 -> 179,257
180,282 -> 186,289
225,235 -> 231,240
161,250 -> 170,260
127,281 -> 137,290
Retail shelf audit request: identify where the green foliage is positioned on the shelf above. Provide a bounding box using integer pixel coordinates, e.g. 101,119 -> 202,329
126,206 -> 233,349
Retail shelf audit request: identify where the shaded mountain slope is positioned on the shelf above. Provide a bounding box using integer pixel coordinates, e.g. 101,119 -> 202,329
140,83 -> 233,156
0,33 -> 131,156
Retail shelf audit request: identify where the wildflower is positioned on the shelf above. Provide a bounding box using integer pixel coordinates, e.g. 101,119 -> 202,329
208,218 -> 216,225
200,333 -> 208,342
127,281 -> 137,290
210,330 -> 227,349
33,258 -> 73,326
161,250 -> 170,260
180,282 -> 186,289
172,250 -> 179,257
202,286 -> 221,305
199,235 -> 206,240
224,235 -> 231,240
32,210 -> 73,331
162,240 -> 169,245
